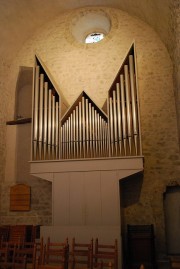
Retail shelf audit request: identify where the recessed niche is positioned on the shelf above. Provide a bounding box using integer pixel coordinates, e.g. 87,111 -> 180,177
71,10 -> 111,43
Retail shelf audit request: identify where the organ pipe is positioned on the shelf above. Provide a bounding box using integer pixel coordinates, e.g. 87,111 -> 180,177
129,55 -> 138,155
48,90 -> 52,158
76,106 -> 79,158
52,95 -> 55,158
32,45 -> 141,161
86,99 -> 89,157
124,65 -> 133,154
109,97 -> 114,156
34,66 -> 40,141
43,82 -> 48,159
89,103 -> 92,158
116,83 -> 122,155
55,101 -> 59,159
82,97 -> 85,158
79,102 -> 82,158
120,74 -> 127,156
113,90 -> 118,156
73,110 -> 76,158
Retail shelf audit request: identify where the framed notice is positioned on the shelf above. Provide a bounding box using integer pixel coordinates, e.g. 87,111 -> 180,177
10,184 -> 31,211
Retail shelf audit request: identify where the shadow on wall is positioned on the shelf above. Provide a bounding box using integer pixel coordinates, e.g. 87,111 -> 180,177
15,66 -> 33,120
120,171 -> 144,207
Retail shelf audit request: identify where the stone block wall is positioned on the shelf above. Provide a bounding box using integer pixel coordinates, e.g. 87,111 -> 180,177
1,6 -> 180,258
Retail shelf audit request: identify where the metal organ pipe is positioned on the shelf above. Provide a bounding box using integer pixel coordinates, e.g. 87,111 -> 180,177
120,74 -> 127,155
116,83 -> 122,155
86,99 -> 89,157
67,115 -> 71,159
94,110 -> 98,156
55,101 -> 59,159
38,74 -> 44,159
79,102 -> 82,158
82,97 -> 85,158
76,106 -> 79,158
48,90 -> 52,158
92,106 -> 95,157
73,110 -> 76,158
89,103 -> 92,158
129,55 -> 138,155
43,82 -> 48,159
109,97 -> 114,156
113,90 -> 118,156
70,113 -> 73,159
124,65 -> 133,154
51,95 -> 55,158
33,65 -> 40,160
58,98 -> 108,159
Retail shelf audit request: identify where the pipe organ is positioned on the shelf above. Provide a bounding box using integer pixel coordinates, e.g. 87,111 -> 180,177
61,92 -> 108,159
108,45 -> 141,156
32,57 -> 60,160
31,43 -> 142,161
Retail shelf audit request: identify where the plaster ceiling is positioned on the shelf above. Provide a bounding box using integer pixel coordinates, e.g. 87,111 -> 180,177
0,0 -> 173,60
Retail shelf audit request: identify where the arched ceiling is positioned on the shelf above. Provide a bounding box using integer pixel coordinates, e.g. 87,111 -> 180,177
0,0 -> 173,60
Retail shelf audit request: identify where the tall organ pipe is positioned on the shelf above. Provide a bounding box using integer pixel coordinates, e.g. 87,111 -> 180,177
73,110 -> 76,158
129,55 -> 138,155
52,95 -> 55,158
94,110 -> 98,156
67,119 -> 69,159
86,99 -> 89,157
116,83 -> 122,155
43,82 -> 48,159
38,74 -> 44,159
76,106 -> 79,158
34,66 -> 40,141
60,126 -> 63,159
82,97 -> 85,158
48,90 -> 52,158
120,74 -> 127,155
100,116 -> 103,156
70,113 -> 73,159
124,65 -> 133,154
113,91 -> 118,156
92,106 -> 95,157
33,65 -> 40,159
109,97 -> 114,156
89,103 -> 92,157
79,102 -> 82,158
55,101 -> 59,159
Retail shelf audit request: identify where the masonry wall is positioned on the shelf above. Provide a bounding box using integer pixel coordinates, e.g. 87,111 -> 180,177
1,6 -> 180,258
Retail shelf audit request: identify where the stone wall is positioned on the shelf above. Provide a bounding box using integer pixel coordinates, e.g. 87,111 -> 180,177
1,6 -> 180,258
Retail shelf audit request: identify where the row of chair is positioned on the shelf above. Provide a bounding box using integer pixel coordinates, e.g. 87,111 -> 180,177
0,225 -> 39,243
0,237 -> 118,269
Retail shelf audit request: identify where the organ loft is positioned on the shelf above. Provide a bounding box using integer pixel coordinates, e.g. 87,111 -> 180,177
1,3 -> 180,269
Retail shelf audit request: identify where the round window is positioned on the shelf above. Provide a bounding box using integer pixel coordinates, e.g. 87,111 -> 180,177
85,32 -> 105,43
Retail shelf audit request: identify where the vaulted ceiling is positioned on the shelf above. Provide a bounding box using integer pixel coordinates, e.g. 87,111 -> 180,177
0,0 -> 174,60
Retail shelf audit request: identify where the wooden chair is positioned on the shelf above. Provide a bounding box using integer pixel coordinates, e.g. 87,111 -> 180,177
93,239 -> 118,269
95,260 -> 113,269
11,243 -> 27,269
0,226 -> 10,242
36,237 -> 69,269
0,242 -> 9,269
9,225 -> 26,244
35,237 -> 44,266
21,242 -> 37,269
70,238 -> 93,269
